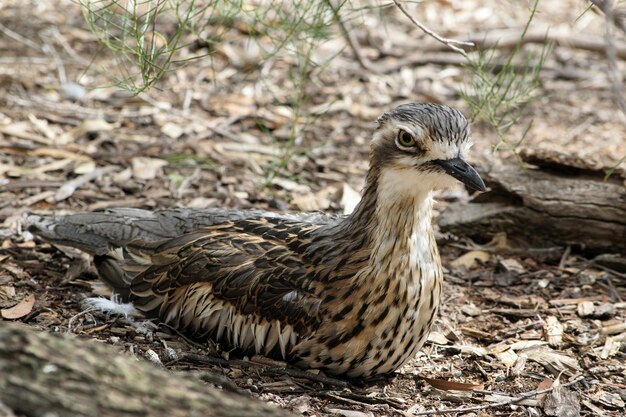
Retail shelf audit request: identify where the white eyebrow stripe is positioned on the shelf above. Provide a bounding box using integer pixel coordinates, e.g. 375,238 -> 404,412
396,123 -> 424,140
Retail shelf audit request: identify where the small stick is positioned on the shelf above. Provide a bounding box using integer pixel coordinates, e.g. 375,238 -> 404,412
409,376 -> 584,416
601,1 -> 626,122
180,353 -> 348,388
391,0 -> 473,56
325,0 -> 379,72
589,0 -> 626,34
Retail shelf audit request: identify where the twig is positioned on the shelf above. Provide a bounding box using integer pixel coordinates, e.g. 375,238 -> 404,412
601,0 -> 626,122
378,52 -> 593,80
41,39 -> 67,85
394,27 -> 626,60
408,376 -> 585,416
0,22 -> 42,52
180,353 -> 348,388
589,0 -> 626,34
67,308 -> 97,334
391,0 -> 473,56
50,166 -> 117,203
325,0 -> 378,72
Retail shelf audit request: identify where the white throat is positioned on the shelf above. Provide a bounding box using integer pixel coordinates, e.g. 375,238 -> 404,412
369,167 -> 436,267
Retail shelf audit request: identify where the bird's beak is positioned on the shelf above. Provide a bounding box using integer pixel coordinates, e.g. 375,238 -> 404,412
432,157 -> 486,192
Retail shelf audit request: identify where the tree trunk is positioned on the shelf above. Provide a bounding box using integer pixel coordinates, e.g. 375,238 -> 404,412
0,323 -> 292,417
439,150 -> 626,255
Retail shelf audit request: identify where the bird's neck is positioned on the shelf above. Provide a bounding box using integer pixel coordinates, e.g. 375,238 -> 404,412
309,163 -> 440,285
347,165 -> 436,260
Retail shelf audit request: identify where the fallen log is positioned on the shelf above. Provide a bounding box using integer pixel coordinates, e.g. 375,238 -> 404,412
0,323 -> 292,417
439,150 -> 626,255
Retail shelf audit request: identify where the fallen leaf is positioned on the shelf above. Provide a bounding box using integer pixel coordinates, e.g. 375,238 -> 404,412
341,182 -> 361,215
542,380 -> 581,417
494,347 -> 518,368
600,336 -> 622,359
131,157 -> 167,180
1,293 -> 35,319
498,258 -> 526,274
451,250 -> 490,269
427,331 -> 450,345
292,191 -> 330,212
577,301 -> 595,317
421,376 -> 484,391
544,316 -> 564,347
161,122 -> 184,139
70,118 -> 115,140
523,346 -> 581,375
0,285 -> 16,300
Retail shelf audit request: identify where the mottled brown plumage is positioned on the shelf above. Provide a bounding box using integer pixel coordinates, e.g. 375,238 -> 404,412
28,103 -> 485,377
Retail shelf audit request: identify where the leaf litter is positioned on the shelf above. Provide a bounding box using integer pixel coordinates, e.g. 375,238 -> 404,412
0,0 -> 624,416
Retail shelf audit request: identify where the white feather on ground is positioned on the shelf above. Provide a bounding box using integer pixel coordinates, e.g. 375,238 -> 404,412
82,296 -> 141,318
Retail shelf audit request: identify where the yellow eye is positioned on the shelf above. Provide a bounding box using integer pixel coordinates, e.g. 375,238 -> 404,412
397,130 -> 416,148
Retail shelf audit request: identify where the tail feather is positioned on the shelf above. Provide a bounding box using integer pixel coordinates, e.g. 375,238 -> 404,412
25,207 -> 336,298
25,207 -> 282,296
25,207 -> 294,254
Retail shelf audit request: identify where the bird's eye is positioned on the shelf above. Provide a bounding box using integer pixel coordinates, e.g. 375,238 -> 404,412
396,130 -> 416,148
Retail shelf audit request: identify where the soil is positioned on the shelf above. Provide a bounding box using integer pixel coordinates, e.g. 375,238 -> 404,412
1,1 -> 625,416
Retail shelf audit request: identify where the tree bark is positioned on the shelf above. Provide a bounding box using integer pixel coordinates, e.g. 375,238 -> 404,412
0,323 -> 292,417
439,151 -> 626,255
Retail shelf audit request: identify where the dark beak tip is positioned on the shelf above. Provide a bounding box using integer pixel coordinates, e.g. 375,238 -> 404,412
433,157 -> 487,193
473,178 -> 487,193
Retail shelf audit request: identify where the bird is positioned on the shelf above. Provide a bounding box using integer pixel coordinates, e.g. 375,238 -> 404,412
27,103 -> 486,378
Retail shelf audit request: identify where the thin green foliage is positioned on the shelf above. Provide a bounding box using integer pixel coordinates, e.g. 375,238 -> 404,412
241,0 -> 340,184
78,0 -> 344,183
77,0 -> 241,93
77,0 -> 340,94
460,0 -> 548,158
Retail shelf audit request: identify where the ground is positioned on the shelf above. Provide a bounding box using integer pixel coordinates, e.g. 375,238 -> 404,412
0,0 -> 625,416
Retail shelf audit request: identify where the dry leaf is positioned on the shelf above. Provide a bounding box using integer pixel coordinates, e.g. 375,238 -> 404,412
460,303 -> 481,317
600,336 -> 622,359
494,347 -> 518,368
590,390 -> 625,409
1,293 -> 35,319
0,285 -> 16,300
499,258 -> 526,274
161,122 -> 184,139
577,301 -> 595,317
427,331 -> 450,345
131,157 -> 167,180
292,191 -> 330,212
421,376 -> 484,391
523,346 -> 581,375
542,380 -> 581,417
341,182 -> 361,215
451,250 -> 490,269
544,316 -> 564,347
70,119 -> 115,139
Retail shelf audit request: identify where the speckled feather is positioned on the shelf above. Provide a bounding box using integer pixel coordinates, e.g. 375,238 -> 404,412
27,103 -> 477,377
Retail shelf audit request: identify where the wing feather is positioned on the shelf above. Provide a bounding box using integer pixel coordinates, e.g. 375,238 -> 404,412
125,218 -> 323,351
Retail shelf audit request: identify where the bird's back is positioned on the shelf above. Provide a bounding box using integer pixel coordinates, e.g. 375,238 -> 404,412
27,208 -> 339,360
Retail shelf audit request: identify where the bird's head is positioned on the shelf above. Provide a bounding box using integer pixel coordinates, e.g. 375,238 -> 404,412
371,103 -> 486,193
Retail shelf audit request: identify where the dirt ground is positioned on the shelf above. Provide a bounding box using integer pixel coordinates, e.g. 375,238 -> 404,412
1,1 -> 625,416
